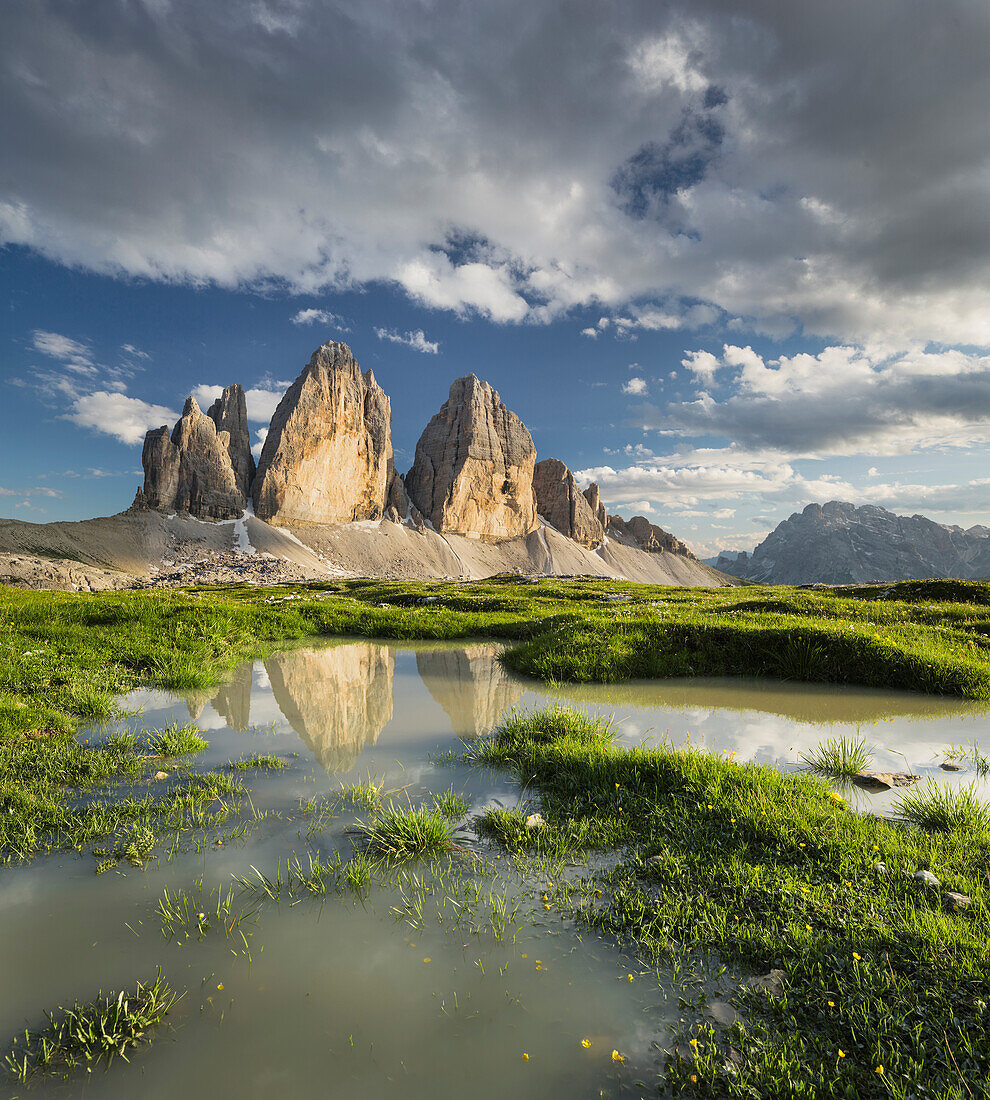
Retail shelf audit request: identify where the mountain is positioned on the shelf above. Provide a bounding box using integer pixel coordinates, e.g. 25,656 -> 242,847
0,340 -> 734,591
718,501 -> 990,585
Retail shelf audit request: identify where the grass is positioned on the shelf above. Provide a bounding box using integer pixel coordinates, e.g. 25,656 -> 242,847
892,778 -> 990,830
3,973 -> 179,1082
354,802 -> 462,861
470,703 -> 990,1098
800,734 -> 874,778
146,722 -> 207,757
229,753 -> 287,771
430,786 -> 470,819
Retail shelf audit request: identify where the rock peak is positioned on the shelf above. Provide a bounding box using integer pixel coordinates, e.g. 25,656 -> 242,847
405,375 -> 537,540
252,342 -> 396,525
533,458 -> 604,547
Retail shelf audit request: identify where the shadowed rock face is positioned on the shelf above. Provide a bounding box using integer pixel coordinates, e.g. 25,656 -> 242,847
253,342 -> 395,525
533,458 -> 604,548
206,385 -> 255,499
719,500 -> 990,584
607,514 -> 696,559
264,642 -> 395,772
415,644 -> 523,740
404,374 -> 537,540
582,482 -> 608,530
142,396 -> 246,519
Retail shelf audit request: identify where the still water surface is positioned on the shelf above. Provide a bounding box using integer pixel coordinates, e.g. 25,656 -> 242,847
3,639 -> 988,1097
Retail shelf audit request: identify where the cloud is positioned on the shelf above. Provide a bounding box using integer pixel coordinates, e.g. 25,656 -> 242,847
291,308 -> 348,328
65,392 -> 179,445
7,2 -> 990,343
653,344 -> 990,458
31,329 -> 96,375
622,376 -> 648,396
252,426 -> 268,459
374,327 -> 439,354
120,343 -> 150,360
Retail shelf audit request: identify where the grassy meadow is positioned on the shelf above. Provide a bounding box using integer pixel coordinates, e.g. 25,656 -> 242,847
4,575 -> 990,1094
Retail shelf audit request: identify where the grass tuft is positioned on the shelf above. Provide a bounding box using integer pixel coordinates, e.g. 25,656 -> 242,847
799,735 -> 874,778
3,973 -> 179,1082
892,778 -> 990,830
431,786 -> 469,819
146,723 -> 207,757
355,803 -> 460,861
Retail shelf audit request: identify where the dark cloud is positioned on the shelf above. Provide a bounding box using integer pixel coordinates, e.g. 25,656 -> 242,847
2,0 -> 990,341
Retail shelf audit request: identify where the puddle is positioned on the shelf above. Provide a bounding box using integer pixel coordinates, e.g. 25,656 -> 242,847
4,638 -> 990,1096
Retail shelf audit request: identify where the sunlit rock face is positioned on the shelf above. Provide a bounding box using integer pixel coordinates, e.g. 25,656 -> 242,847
404,375 -> 538,540
253,342 -> 395,525
533,458 -> 604,547
606,513 -> 696,559
211,660 -> 253,732
142,394 -> 247,519
264,642 -> 395,771
415,644 -> 524,740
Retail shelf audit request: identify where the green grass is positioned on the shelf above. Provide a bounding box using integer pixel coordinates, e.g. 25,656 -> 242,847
800,734 -> 874,778
430,786 -> 470,819
470,704 -> 990,1098
3,973 -> 179,1082
892,778 -> 990,830
146,722 -> 207,757
229,753 -> 287,771
355,803 -> 462,861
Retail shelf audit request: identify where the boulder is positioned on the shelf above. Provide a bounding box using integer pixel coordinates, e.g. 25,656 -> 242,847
141,396 -> 245,520
607,514 -> 696,559
253,342 -> 395,525
582,482 -> 608,530
206,384 -> 255,499
533,459 -> 604,547
404,374 -> 538,540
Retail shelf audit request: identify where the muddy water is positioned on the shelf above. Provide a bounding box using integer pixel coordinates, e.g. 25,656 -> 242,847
4,639 -> 990,1097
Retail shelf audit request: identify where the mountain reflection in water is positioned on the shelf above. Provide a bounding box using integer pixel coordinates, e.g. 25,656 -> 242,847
416,644 -> 523,739
264,643 -> 395,772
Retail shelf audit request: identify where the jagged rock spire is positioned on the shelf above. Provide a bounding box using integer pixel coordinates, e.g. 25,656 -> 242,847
404,374 -> 537,540
533,458 -> 604,547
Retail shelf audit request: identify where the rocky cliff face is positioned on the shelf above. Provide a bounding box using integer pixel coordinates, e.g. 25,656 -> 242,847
206,385 -> 255,499
582,482 -> 608,530
141,395 -> 247,520
607,513 -> 696,559
720,501 -> 990,584
253,342 -> 395,525
533,458 -> 604,547
404,374 -> 538,540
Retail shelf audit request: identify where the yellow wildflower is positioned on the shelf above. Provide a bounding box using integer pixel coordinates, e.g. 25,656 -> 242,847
522,1052 -> 529,1062
611,1049 -> 625,1064
581,1039 -> 591,1049
838,1050 -> 845,1058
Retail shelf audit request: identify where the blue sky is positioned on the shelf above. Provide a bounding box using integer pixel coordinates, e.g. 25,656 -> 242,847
4,1 -> 990,557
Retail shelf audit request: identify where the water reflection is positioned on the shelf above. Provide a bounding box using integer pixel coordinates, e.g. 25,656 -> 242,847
415,643 -> 524,739
264,643 -> 395,771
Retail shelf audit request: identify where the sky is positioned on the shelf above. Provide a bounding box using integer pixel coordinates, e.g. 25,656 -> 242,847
3,0 -> 990,558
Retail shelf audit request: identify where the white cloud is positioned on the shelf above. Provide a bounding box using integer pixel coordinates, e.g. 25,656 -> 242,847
622,376 -> 648,396
251,426 -> 268,459
31,329 -> 96,375
580,327 -> 598,338
66,392 -> 179,445
374,327 -> 440,354
660,344 -> 990,458
120,343 -> 150,360
291,308 -> 347,328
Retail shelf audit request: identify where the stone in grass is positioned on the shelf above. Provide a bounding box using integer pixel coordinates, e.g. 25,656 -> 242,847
745,969 -> 787,996
944,891 -> 971,911
914,869 -> 940,888
852,772 -> 920,792
154,770 -> 170,781
525,813 -> 545,829
873,861 -> 889,877
940,762 -> 965,772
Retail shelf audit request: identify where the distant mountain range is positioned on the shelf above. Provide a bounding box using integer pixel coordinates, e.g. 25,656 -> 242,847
709,501 -> 990,585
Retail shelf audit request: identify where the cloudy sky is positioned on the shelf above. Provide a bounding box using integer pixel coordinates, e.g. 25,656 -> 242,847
3,0 -> 990,556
